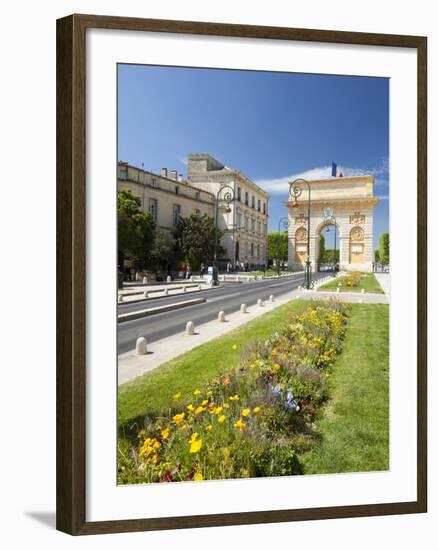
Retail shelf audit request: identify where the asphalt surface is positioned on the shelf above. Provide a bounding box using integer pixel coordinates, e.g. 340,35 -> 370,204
117,272 -> 326,355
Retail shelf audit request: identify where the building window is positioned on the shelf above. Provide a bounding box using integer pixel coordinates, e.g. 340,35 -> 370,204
175,186 -> 179,194
263,202 -> 266,215
245,191 -> 249,206
237,212 -> 242,228
257,221 -> 261,234
245,216 -> 249,231
149,199 -> 158,222
257,199 -> 261,212
173,204 -> 181,225
237,187 -> 242,201
194,208 -> 201,216
251,195 -> 255,209
119,165 -> 128,180
195,191 -> 200,200
251,243 -> 254,256
151,178 -> 158,188
257,244 -> 260,258
251,219 -> 255,233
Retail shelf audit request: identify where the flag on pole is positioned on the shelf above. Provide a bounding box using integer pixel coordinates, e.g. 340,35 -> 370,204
331,161 -> 337,177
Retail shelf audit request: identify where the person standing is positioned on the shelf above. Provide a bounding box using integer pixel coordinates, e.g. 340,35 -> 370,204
200,262 -> 206,278
186,263 -> 192,279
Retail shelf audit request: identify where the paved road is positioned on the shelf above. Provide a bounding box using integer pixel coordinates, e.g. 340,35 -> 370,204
117,272 -> 326,354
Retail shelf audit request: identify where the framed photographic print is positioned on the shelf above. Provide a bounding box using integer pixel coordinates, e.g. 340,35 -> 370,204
56,14 -> 427,535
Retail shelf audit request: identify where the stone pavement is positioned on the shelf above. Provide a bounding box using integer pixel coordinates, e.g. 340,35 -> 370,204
374,272 -> 390,300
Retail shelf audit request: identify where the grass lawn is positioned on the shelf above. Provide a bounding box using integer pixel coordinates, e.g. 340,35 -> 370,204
318,272 -> 384,293
118,299 -> 310,427
301,303 -> 389,474
119,301 -> 389,477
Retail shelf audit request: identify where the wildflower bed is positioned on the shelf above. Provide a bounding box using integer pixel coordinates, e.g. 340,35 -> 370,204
318,272 -> 384,293
119,300 -> 350,484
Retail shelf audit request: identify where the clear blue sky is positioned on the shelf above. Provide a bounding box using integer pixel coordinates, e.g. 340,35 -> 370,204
118,64 -> 389,249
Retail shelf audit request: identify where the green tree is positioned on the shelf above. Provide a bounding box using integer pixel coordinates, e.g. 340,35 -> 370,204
174,213 -> 224,269
374,249 -> 381,264
379,233 -> 390,265
268,232 -> 288,273
319,233 -> 326,261
150,228 -> 176,272
118,189 -> 156,269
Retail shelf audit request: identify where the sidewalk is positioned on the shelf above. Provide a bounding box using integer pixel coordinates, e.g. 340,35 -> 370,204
374,272 -> 390,300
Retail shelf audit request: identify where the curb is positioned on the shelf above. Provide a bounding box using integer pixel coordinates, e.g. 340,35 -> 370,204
118,285 -> 221,305
118,298 -> 207,323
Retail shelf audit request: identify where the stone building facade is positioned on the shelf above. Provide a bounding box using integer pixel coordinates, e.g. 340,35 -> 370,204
117,162 -> 215,232
187,154 -> 270,267
286,175 -> 379,273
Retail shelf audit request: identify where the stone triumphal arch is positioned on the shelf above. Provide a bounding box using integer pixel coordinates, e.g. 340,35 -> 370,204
286,175 -> 379,273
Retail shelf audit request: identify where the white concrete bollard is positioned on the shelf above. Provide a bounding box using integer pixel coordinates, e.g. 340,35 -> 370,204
164,288 -> 169,295
118,294 -> 123,302
269,294 -> 275,302
236,275 -> 240,282
135,337 -> 147,355
240,303 -> 247,314
218,310 -> 226,322
358,299 -> 363,304
257,298 -> 264,307
183,286 -> 187,293
336,287 -> 340,293
142,276 -> 148,284
361,288 -> 365,294
143,291 -> 149,298
166,275 -> 172,283
298,285 -> 302,291
186,321 -> 195,335
198,285 -> 202,290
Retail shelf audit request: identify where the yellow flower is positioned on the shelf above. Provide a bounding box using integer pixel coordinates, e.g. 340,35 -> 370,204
273,363 -> 281,371
193,389 -> 201,396
218,415 -> 226,424
231,344 -> 238,350
214,406 -> 223,415
172,392 -> 181,400
194,472 -> 203,481
223,403 -> 230,409
189,435 -> 203,454
206,424 -> 213,431
234,419 -> 246,431
201,399 -> 208,406
161,427 -> 170,440
186,404 -> 195,412
229,394 -> 240,401
253,406 -> 261,414
172,412 -> 185,424
138,429 -> 146,438
190,432 -> 199,443
207,390 -> 213,397
242,408 -> 251,417
195,406 -> 205,415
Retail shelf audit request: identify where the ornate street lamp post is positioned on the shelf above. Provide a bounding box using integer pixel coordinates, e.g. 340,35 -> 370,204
323,207 -> 337,277
289,178 -> 313,289
277,216 -> 289,275
213,185 -> 235,285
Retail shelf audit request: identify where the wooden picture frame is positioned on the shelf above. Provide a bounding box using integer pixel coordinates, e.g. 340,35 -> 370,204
56,13 -> 427,535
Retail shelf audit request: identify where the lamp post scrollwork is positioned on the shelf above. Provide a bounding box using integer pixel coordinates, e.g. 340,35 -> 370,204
213,185 -> 235,285
289,178 -> 313,289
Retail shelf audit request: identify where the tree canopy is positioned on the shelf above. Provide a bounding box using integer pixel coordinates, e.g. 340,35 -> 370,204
379,232 -> 390,265
268,232 -> 288,265
118,188 -> 156,268
174,213 -> 225,269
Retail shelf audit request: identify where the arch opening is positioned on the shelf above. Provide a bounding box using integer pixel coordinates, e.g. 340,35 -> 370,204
316,220 -> 340,273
